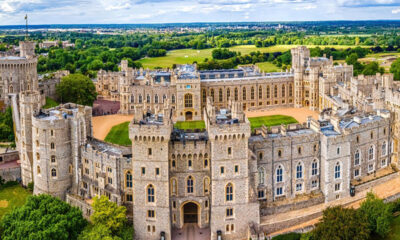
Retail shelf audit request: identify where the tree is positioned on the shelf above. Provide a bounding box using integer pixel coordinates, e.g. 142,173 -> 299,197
90,195 -> 127,234
1,194 -> 87,240
311,206 -> 370,240
391,58 -> 400,80
56,74 -> 97,106
359,192 -> 393,238
78,224 -> 118,240
362,62 -> 384,76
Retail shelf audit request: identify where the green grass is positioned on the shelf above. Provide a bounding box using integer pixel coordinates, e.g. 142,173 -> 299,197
248,115 -> 298,130
0,184 -> 31,219
137,44 -> 365,69
174,121 -> 206,130
255,62 -> 282,72
104,121 -> 131,146
43,97 -> 59,109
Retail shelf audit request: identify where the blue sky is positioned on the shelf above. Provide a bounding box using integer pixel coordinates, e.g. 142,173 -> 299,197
0,0 -> 400,25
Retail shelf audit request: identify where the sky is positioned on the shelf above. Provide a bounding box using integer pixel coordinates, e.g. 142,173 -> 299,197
1,0 -> 400,25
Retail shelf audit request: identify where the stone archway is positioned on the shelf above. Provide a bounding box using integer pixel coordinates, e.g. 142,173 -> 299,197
185,111 -> 193,121
183,202 -> 198,223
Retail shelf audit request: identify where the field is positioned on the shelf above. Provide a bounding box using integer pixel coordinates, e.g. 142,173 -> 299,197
174,121 -> 206,130
104,121 -> 131,146
137,44 -> 364,69
0,184 -> 31,219
42,97 -> 59,109
248,115 -> 298,130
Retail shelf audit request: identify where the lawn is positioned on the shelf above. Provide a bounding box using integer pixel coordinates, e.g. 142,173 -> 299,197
137,44 -> 364,69
42,97 -> 59,109
255,62 -> 282,72
0,184 -> 31,219
174,121 -> 206,131
248,115 -> 298,130
104,121 -> 131,146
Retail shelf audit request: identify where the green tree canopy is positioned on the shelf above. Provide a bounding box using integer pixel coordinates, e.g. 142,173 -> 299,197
56,73 -> 97,106
311,206 -> 370,240
391,58 -> 400,80
359,192 -> 393,238
0,194 -> 87,240
362,62 -> 384,76
90,195 -> 127,233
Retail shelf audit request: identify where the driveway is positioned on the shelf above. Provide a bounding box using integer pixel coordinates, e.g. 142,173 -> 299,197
172,224 -> 210,240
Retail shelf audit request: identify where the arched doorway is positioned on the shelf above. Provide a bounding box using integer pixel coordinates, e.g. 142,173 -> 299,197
185,111 -> 193,121
183,202 -> 198,223
305,100 -> 310,107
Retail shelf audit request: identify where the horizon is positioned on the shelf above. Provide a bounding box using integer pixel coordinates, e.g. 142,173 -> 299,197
2,0 -> 400,26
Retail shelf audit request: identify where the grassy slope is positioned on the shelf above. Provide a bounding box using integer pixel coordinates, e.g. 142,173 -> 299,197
0,184 -> 31,219
43,97 -> 59,109
174,121 -> 206,130
104,121 -> 131,146
248,115 -> 298,130
137,44 -> 364,69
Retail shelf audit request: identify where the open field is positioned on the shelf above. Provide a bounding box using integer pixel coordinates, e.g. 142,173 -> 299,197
174,121 -> 206,130
0,184 -> 31,219
104,121 -> 131,146
137,44 -> 364,69
248,115 -> 298,130
92,114 -> 133,140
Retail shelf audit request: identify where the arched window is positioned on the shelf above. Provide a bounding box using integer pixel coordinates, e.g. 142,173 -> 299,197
289,84 -> 293,97
187,176 -> 194,193
234,88 -> 238,101
258,168 -> 265,185
266,86 -> 270,98
37,165 -> 41,174
210,89 -> 215,101
51,155 -> 56,163
171,160 -> 176,168
382,141 -> 387,156
184,94 -> 193,108
276,165 -> 283,183
259,86 -> 262,99
202,89 -> 207,103
312,160 -> 318,176
146,94 -> 150,103
172,94 -> 176,104
251,87 -> 255,100
163,94 -> 167,103
282,85 -> 286,97
334,162 -> 341,179
274,85 -> 278,98
226,183 -> 233,201
147,184 -> 155,203
204,177 -> 210,195
51,168 -> 57,177
219,88 -> 223,102
242,87 -> 246,100
227,88 -> 231,100
126,171 -> 132,188
296,162 -> 303,179
355,150 -> 360,165
50,143 -> 55,149
369,145 -> 374,161
171,178 -> 177,195
36,152 -> 40,160
154,94 -> 159,104
139,95 -> 143,103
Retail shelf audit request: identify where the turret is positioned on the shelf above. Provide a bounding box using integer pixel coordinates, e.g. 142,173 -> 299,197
19,41 -> 35,59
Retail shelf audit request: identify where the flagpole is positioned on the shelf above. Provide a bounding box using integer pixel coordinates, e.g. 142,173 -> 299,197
25,14 -> 28,40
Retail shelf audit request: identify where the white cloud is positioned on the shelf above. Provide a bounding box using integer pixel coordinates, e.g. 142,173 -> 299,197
392,7 -> 400,13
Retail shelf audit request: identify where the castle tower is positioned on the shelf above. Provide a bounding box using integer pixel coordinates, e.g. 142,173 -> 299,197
18,90 -> 41,186
291,46 -> 310,108
206,102 -> 260,240
129,106 -> 172,240
19,41 -> 36,59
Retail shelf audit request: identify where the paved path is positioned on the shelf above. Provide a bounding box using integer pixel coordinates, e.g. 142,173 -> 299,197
92,114 -> 133,140
245,107 -> 319,123
172,224 -> 210,240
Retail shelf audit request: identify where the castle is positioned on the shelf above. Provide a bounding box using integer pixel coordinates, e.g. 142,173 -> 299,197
4,43 -> 400,239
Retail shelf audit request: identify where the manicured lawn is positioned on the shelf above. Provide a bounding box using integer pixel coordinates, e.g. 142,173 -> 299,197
0,184 -> 31,220
174,121 -> 206,130
137,44 -> 364,69
248,115 -> 298,130
255,62 -> 282,72
43,97 -> 59,109
104,121 -> 131,146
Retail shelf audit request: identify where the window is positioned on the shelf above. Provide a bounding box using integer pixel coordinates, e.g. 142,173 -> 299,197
202,89 -> 206,103
251,87 -> 255,100
335,183 -> 341,192
210,89 -> 215,101
227,88 -> 231,100
171,179 -> 177,195
51,168 -> 57,177
278,150 -> 282,157
242,87 -> 246,100
234,88 -> 238,101
369,146 -> 374,161
371,131 -> 374,139
226,183 -> 233,201
204,159 -> 208,168
258,190 -> 265,199
382,141 -> 387,156
147,185 -> 155,203
51,155 -> 56,163
172,95 -> 176,104
298,147 -> 302,155
282,85 -> 285,98
173,201 -> 176,209
312,160 -> 318,176
126,194 -> 133,202
51,142 -> 55,150
381,158 -> 387,167
368,163 -> 374,173
126,171 -> 132,188
355,150 -> 360,165
141,167 -> 146,175
147,210 -> 155,218
334,162 -> 341,179
37,166 -> 41,175
155,168 -> 160,176
154,94 -> 159,104
184,94 -> 193,108
258,168 -> 265,185
187,176 -> 194,193
219,88 -> 223,102
276,166 -> 283,183
220,166 -> 225,174
311,180 -> 318,189
51,130 -> 54,136
276,187 -> 283,196
205,200 -> 209,208
337,147 -> 340,155
234,165 -> 239,173
354,169 -> 360,177
188,159 -> 192,168
204,177 -> 210,195
258,86 -> 262,99
108,177 -> 112,184
274,85 -> 278,98
148,148 -> 152,156
139,95 -> 142,103
289,84 -> 293,97
226,208 -> 233,217
258,152 -> 263,160
296,183 -> 302,192
266,86 -> 270,98
228,147 -> 232,155
296,162 -> 303,179
171,160 -> 176,168
146,94 -> 150,103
